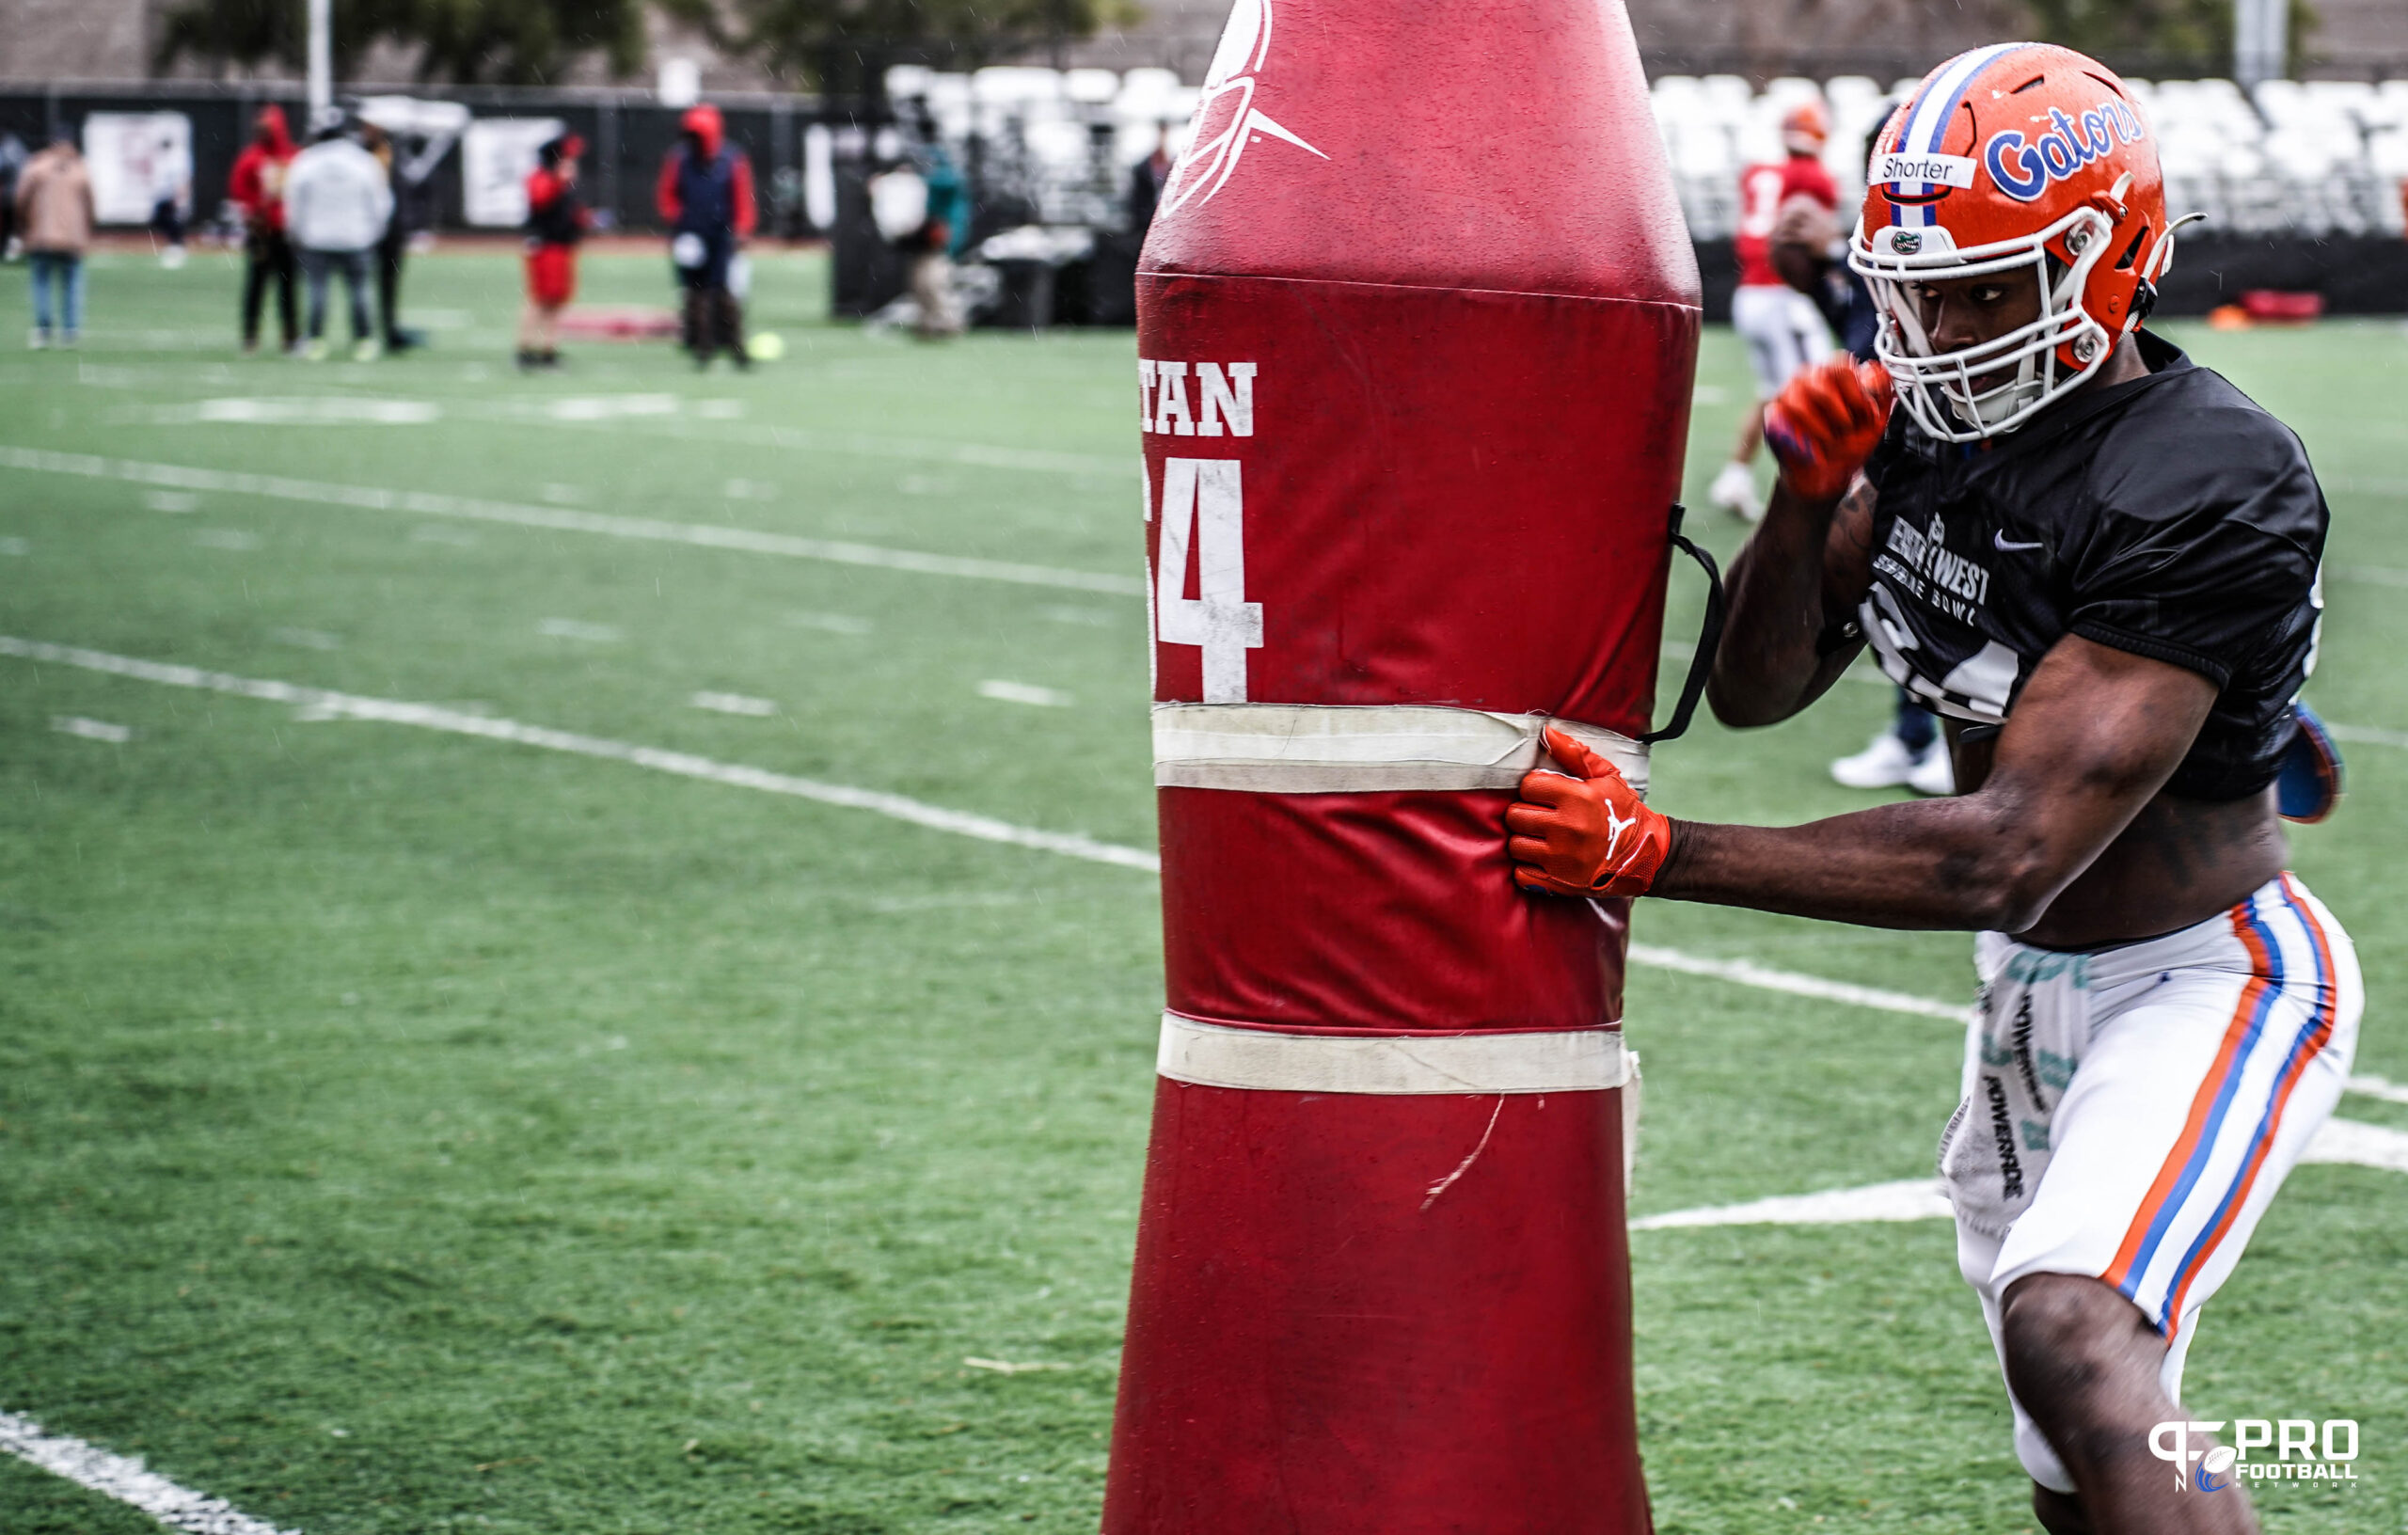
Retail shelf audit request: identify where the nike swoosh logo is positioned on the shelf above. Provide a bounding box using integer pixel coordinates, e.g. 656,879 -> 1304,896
1993,532 -> 2045,552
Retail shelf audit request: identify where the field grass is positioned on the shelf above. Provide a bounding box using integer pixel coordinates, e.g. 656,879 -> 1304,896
1,248 -> 2401,1534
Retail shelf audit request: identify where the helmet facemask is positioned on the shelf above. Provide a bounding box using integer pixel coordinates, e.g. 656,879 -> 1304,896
1852,205 -> 2121,442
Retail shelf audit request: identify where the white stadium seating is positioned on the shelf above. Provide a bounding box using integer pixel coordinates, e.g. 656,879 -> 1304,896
1652,71 -> 2408,240
883,63 -> 2408,241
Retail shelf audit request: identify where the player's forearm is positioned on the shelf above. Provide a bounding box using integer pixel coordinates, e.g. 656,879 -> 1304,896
1706,482 -> 1845,727
1654,792 -> 2066,932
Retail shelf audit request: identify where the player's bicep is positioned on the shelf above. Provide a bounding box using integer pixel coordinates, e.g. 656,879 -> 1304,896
1820,477 -> 1877,619
1782,478 -> 1877,705
1983,635 -> 2219,865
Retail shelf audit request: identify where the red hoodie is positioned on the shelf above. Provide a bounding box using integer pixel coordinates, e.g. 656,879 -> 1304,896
229,104 -> 296,232
654,103 -> 755,236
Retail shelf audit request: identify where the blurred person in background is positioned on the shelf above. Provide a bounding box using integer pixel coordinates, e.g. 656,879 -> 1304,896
356,121 -> 422,352
908,135 -> 968,339
1768,190 -> 1951,797
0,133 -> 29,261
1128,131 -> 1172,233
656,103 -> 753,369
283,110 -> 391,362
1710,100 -> 1838,522
1770,194 -> 1876,362
230,104 -> 299,355
15,131 -> 92,349
518,133 -> 589,372
149,123 -> 191,268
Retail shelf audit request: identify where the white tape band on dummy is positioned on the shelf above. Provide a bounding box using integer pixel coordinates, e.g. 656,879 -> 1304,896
1151,704 -> 1649,796
1157,1013 -> 1632,1095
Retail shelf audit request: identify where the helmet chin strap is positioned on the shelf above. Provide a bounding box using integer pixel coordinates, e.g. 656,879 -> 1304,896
1965,354 -> 2044,430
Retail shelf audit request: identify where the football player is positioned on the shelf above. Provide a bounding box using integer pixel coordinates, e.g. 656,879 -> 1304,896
517,133 -> 588,372
1510,43 -> 2354,1535
1710,100 -> 1840,524
657,104 -> 756,370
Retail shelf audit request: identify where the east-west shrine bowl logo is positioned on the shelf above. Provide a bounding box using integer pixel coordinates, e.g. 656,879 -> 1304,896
1159,0 -> 1327,216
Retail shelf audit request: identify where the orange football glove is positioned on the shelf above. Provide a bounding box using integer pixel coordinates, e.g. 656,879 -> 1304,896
1762,356 -> 1893,502
1508,728 -> 1672,899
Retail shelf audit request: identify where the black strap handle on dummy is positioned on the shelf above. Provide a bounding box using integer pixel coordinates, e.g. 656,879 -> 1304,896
1640,503 -> 1725,746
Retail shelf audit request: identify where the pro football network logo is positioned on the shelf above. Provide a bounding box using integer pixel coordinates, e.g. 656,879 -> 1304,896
2149,1418 -> 2363,1492
1158,0 -> 1327,218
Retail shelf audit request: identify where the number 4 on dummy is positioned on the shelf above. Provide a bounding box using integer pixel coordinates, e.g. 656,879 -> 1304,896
1151,457 -> 1263,704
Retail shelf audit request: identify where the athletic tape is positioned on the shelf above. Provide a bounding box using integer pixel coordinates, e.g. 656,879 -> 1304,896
1157,1013 -> 1632,1095
1151,703 -> 1649,795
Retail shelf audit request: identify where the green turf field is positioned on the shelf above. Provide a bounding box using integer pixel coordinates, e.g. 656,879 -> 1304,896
1,249 -> 2401,1534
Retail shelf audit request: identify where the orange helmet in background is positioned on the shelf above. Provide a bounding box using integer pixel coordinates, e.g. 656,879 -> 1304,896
1848,42 -> 2186,441
1781,100 -> 1830,156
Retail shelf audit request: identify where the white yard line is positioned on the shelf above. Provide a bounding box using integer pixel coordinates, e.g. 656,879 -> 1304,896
13,635 -> 2405,1267
1638,1118 -> 2408,1228
978,679 -> 1075,707
1624,947 -> 2400,1114
2328,722 -> 2408,750
0,637 -> 1157,874
8,634 -> 2402,1119
565,415 -> 1129,479
691,690 -> 778,717
2305,1118 -> 2408,1174
1634,1179 -> 1953,1230
788,611 -> 874,636
2346,1074 -> 2408,1106
52,715 -> 134,742
2332,565 -> 2408,588
2324,477 -> 2408,499
0,1408 -> 298,1535
1628,942 -> 1971,1021
0,446 -> 1144,598
536,618 -> 623,643
1,636 -> 1970,1022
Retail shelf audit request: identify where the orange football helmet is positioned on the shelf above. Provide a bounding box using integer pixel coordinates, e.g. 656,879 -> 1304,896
1848,43 -> 2189,441
1781,100 -> 1830,156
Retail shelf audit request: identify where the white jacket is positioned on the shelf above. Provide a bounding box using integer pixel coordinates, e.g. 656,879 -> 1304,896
283,138 -> 392,252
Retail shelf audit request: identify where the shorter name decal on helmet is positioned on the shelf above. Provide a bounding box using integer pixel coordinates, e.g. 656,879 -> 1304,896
1984,101 -> 2149,201
1873,152 -> 1977,190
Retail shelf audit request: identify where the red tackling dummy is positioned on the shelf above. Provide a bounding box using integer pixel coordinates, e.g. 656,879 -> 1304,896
1104,1 -> 1699,1530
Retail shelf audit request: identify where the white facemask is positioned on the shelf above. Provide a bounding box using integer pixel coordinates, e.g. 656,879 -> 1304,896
1848,207 -> 2123,443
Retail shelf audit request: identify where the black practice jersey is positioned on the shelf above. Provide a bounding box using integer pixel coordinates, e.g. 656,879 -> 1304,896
1857,332 -> 2326,801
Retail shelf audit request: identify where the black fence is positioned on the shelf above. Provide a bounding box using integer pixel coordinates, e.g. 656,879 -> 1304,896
9,81 -> 2402,319
0,79 -> 885,239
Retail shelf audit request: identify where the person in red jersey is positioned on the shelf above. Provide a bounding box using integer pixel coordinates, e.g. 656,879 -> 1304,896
1710,99 -> 1841,523
228,104 -> 298,355
1512,43 -> 2355,1535
518,133 -> 588,371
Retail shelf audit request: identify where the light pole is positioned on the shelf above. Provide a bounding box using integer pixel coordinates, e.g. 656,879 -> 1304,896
308,0 -> 332,119
2235,0 -> 2288,91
